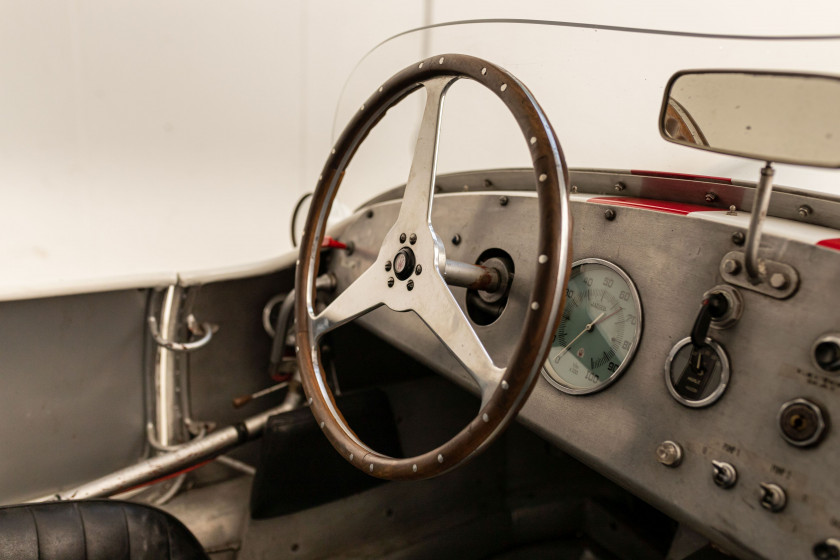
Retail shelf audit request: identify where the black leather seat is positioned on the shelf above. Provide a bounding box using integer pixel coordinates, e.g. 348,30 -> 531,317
0,500 -> 208,560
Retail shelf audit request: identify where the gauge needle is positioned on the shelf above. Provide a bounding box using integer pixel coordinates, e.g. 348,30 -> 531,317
553,311 -> 606,362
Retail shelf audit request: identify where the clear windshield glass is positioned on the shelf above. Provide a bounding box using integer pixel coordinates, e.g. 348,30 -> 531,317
331,20 -> 840,209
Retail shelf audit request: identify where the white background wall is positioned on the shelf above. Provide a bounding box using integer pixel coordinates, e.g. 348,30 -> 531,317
2,1 -> 839,298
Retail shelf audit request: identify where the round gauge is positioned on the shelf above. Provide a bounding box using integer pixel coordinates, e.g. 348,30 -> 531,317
542,259 -> 642,395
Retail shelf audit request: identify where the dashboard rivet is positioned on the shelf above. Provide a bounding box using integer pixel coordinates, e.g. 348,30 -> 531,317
723,258 -> 741,275
415,265 -> 422,275
731,231 -> 745,245
409,233 -> 417,244
770,272 -> 789,290
614,182 -> 626,192
399,233 -> 407,243
387,277 -> 394,288
452,234 -> 462,246
366,209 -> 374,219
655,440 -> 683,467
385,260 -> 392,271
604,209 -> 616,221
799,205 -> 813,218
499,195 -> 509,206
407,280 -> 414,291
705,192 -> 718,203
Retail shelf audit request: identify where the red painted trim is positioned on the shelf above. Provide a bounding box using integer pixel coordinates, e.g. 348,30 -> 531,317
817,238 -> 840,251
589,196 -> 713,215
321,236 -> 348,250
631,170 -> 732,184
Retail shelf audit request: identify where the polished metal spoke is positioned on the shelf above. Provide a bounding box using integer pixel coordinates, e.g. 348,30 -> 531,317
411,271 -> 504,403
311,264 -> 385,341
396,76 -> 458,230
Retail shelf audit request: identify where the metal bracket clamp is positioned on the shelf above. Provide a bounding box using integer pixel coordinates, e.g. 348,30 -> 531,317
719,251 -> 799,299
148,313 -> 216,352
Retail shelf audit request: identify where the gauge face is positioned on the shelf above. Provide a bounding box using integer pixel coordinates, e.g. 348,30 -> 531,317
542,259 -> 642,395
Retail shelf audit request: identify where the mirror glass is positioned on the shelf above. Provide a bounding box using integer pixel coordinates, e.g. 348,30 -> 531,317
660,71 -> 840,168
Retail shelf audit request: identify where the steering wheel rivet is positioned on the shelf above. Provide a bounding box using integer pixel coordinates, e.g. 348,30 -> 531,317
320,421 -> 325,429
501,380 -> 509,390
530,136 -> 537,145
539,173 -> 547,182
539,254 -> 548,264
439,57 -> 445,64
418,62 -> 423,69
307,397 -> 313,405
500,83 -> 507,92
369,464 -> 374,472
412,464 -> 418,472
531,301 -> 540,310
482,413 -> 489,423
437,454 -> 444,463
331,148 -> 335,154
349,453 -> 354,461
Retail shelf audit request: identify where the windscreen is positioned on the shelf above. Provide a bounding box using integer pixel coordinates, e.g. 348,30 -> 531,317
330,20 -> 840,209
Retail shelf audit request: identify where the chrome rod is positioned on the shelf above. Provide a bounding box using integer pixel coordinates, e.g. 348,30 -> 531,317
444,259 -> 502,292
745,163 -> 775,284
31,388 -> 301,502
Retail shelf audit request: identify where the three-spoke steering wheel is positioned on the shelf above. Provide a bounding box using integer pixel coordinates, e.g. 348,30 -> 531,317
295,54 -> 572,480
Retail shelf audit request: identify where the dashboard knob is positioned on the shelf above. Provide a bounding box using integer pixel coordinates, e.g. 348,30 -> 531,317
759,482 -> 787,512
711,460 -> 737,489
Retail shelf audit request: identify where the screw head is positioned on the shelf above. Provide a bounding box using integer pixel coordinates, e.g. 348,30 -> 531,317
385,260 -> 392,272
723,259 -> 741,275
614,182 -> 626,192
387,277 -> 394,287
407,279 -> 414,291
409,233 -> 417,245
415,264 -> 422,275
705,192 -> 718,203
732,231 -> 746,245
798,205 -> 813,218
769,272 -> 788,290
365,209 -> 374,219
499,195 -> 509,206
399,233 -> 406,243
604,209 -> 616,221
452,234 -> 461,245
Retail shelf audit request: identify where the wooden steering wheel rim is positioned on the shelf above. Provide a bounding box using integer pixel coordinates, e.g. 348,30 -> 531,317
295,53 -> 572,480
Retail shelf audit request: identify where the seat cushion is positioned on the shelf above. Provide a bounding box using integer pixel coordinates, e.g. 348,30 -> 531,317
0,500 -> 208,560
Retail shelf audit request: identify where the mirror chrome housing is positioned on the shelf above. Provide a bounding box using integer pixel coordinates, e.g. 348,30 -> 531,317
660,70 -> 840,168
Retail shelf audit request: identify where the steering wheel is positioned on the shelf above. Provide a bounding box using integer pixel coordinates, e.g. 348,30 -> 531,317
295,54 -> 572,480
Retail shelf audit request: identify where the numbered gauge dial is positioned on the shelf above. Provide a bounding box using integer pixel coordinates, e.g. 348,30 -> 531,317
542,259 -> 642,395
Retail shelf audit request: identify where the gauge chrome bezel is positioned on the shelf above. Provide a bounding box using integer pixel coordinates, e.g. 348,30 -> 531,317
664,337 -> 730,408
541,258 -> 643,395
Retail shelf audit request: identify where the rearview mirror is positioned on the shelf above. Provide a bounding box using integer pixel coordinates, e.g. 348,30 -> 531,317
660,70 -> 840,168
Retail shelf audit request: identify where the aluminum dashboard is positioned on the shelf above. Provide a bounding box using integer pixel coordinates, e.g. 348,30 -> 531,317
324,169 -> 840,560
